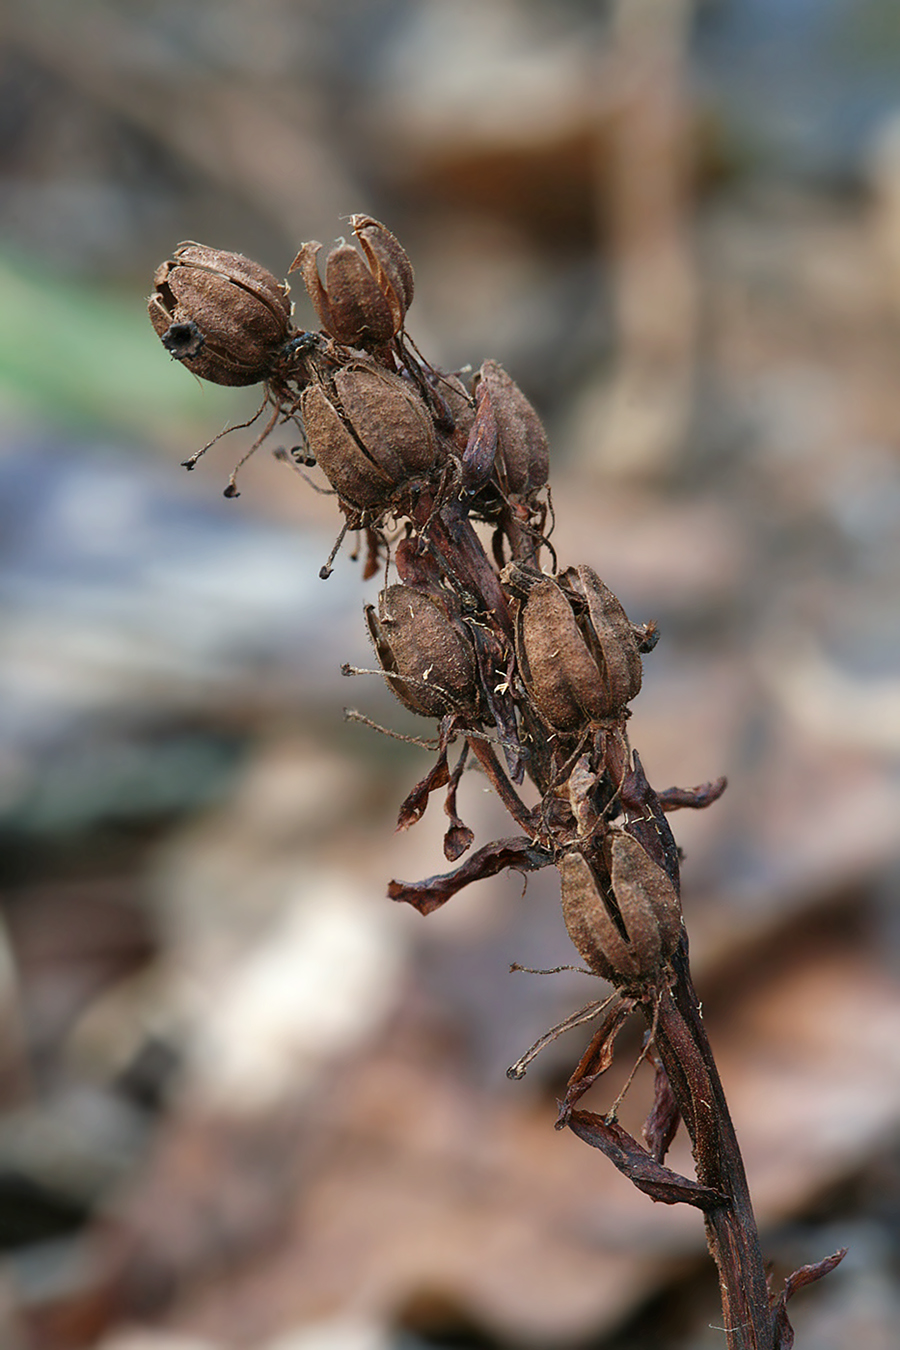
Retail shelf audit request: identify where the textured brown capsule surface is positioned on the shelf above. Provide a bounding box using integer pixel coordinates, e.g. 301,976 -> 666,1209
148,244 -> 291,386
300,384 -> 394,510
366,585 -> 480,719
514,566 -> 645,731
515,579 -> 602,730
333,366 -> 436,478
605,830 -> 683,960
565,566 -> 643,710
350,215 -> 414,333
301,364 -> 437,511
476,360 -> 549,498
291,217 -> 413,349
559,833 -> 681,988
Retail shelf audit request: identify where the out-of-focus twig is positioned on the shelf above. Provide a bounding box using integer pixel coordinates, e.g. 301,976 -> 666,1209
591,0 -> 698,479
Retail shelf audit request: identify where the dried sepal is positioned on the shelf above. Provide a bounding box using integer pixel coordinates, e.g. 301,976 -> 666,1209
396,743 -> 451,832
366,585 -> 480,720
442,741 -> 475,860
772,1249 -> 848,1349
388,836 -> 554,916
620,749 -> 681,891
433,373 -> 475,452
460,376 -> 499,495
643,1060 -> 680,1164
557,997 -> 633,1114
148,243 -> 292,386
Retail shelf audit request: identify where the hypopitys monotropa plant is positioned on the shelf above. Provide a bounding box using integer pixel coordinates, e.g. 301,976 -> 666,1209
150,217 -> 845,1349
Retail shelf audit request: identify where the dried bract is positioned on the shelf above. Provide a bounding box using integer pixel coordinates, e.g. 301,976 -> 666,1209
148,244 -> 292,386
366,584 -> 480,719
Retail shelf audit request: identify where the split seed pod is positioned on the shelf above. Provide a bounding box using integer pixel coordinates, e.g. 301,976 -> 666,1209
562,567 -> 644,710
366,585 -> 480,719
148,244 -> 292,386
290,216 -> 414,350
514,566 -> 644,731
475,360 -> 549,498
300,363 -> 438,511
559,832 -> 683,989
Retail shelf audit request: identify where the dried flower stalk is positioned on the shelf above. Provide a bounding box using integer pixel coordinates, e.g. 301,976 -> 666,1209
149,217 -> 845,1349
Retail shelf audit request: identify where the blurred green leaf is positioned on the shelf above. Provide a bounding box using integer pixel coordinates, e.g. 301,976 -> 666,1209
0,253 -> 248,441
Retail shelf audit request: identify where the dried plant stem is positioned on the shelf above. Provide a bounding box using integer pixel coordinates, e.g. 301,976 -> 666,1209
653,948 -> 773,1349
151,212 -> 845,1347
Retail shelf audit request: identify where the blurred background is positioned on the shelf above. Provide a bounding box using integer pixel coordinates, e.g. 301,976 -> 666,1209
1,1 -> 900,1347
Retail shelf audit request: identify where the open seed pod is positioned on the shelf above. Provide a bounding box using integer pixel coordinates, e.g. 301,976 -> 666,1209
290,216 -> 413,350
366,584 -> 480,719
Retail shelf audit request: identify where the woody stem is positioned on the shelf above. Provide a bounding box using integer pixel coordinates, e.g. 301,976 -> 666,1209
466,735 -> 538,835
651,946 -> 775,1350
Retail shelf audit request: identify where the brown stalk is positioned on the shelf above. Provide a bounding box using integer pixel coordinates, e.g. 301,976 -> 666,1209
149,213 -> 846,1349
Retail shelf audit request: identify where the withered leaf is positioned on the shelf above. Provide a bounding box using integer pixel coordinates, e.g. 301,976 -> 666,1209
565,1112 -> 728,1210
388,836 -> 553,916
443,742 -> 474,861
656,776 -> 728,812
396,747 -> 450,832
772,1248 -> 847,1350
643,1061 -> 681,1164
556,997 -> 634,1118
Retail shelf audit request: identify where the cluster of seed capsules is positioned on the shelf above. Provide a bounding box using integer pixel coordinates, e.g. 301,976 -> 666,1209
149,216 -> 724,1005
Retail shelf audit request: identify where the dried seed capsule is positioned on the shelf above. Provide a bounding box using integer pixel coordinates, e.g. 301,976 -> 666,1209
290,217 -> 413,350
350,215 -> 415,334
515,578 -> 605,731
474,360 -> 549,498
563,566 -> 643,711
148,244 -> 292,386
365,585 -> 480,719
300,362 -> 438,512
559,832 -> 682,988
514,566 -> 645,731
